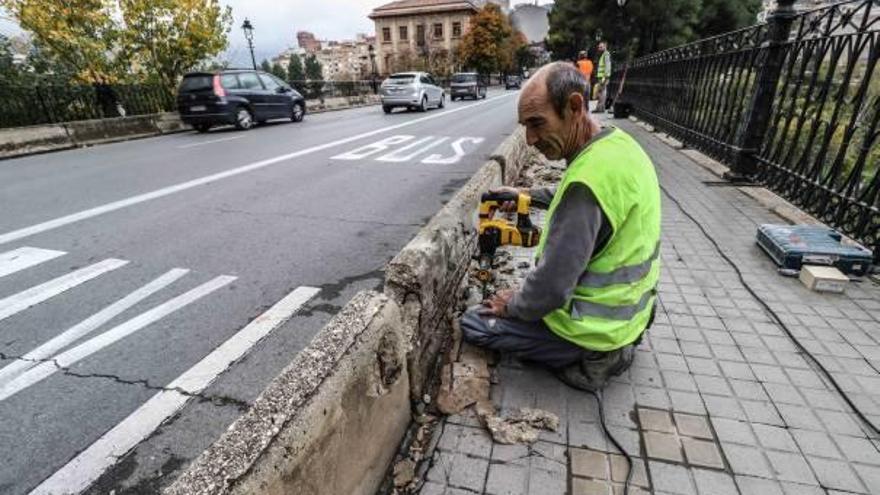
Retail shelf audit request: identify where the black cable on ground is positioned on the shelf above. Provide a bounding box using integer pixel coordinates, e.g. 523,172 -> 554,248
659,183 -> 880,437
591,389 -> 634,495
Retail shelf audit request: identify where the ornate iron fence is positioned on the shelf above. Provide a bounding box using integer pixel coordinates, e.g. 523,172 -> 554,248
613,0 -> 880,261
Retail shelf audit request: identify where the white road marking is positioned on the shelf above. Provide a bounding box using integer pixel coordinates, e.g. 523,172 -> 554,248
0,92 -> 517,247
28,285 -> 320,495
331,135 -> 414,160
0,275 -> 236,402
422,137 -> 486,164
0,247 -> 66,279
176,135 -> 245,149
0,268 -> 189,385
0,259 -> 129,323
376,136 -> 449,163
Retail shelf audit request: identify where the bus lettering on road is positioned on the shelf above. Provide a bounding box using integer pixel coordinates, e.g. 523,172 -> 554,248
331,135 -> 485,164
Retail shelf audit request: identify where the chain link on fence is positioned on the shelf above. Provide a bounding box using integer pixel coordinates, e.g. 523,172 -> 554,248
612,0 -> 880,261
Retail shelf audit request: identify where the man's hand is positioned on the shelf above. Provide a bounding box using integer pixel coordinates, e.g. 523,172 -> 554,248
489,186 -> 524,212
478,289 -> 515,317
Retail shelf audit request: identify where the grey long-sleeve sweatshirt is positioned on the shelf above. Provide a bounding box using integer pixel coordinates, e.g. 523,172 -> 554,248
505,132 -> 615,322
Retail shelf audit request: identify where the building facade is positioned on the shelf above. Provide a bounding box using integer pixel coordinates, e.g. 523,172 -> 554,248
368,0 -> 482,76
297,31 -> 322,53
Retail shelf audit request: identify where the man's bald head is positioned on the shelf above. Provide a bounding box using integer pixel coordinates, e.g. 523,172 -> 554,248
522,62 -> 590,117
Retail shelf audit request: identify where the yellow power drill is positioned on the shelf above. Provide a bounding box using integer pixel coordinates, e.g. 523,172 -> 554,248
476,191 -> 541,283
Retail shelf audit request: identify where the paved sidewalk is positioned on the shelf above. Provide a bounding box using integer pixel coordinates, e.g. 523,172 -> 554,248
420,114 -> 880,495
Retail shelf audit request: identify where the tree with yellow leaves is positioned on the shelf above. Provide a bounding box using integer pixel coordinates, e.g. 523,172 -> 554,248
1,0 -> 232,87
458,3 -> 523,77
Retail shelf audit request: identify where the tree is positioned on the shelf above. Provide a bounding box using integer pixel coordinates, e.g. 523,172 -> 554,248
287,53 -> 304,81
270,61 -> 286,80
458,3 -> 516,76
696,0 -> 762,39
304,54 -> 322,80
0,0 -> 232,86
260,59 -> 271,72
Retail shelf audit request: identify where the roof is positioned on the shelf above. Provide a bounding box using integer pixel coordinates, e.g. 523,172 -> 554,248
369,0 -> 482,19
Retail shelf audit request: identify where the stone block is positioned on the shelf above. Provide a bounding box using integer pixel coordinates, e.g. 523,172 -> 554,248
638,408 -> 676,433
673,413 -> 712,439
644,432 -> 683,463
682,438 -> 724,469
570,448 -> 609,480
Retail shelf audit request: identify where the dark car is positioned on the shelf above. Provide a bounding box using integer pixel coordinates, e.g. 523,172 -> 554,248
177,69 -> 306,132
505,75 -> 522,90
450,72 -> 487,101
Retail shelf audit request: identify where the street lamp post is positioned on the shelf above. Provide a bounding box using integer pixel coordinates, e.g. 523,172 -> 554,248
242,18 -> 257,70
368,44 -> 378,94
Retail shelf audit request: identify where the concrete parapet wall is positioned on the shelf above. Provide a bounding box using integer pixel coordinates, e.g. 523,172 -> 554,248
166,291 -> 411,495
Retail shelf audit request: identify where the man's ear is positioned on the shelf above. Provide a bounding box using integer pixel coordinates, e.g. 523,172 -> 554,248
568,91 -> 585,117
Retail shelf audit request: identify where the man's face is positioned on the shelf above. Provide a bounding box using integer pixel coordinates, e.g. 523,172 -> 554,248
598,43 -> 606,53
518,80 -> 573,161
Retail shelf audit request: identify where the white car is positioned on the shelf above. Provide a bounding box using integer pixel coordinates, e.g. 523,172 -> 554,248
380,72 -> 445,113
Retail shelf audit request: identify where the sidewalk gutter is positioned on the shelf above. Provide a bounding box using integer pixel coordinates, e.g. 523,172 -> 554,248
163,126 -> 533,495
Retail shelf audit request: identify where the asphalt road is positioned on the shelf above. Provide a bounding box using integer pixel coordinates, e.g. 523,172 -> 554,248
0,89 -> 520,494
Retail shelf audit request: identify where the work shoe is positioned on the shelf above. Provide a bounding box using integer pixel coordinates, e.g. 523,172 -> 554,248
556,345 -> 635,392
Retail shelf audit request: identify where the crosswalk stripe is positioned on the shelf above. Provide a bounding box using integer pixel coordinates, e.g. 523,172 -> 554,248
0,268 -> 189,386
0,247 -> 66,279
0,275 -> 237,403
28,285 -> 320,495
0,259 -> 129,323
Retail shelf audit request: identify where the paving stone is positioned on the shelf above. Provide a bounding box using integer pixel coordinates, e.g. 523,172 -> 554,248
492,443 -> 529,465
766,450 -> 818,484
571,478 -> 612,495
718,360 -> 755,380
486,462 -> 527,495
662,371 -> 698,392
638,407 -> 676,433
692,468 -> 738,495
609,455 -> 650,488
686,357 -> 722,376
694,375 -> 732,396
644,431 -> 684,462
722,443 -> 774,478
673,413 -> 713,439
531,442 -> 568,474
702,395 -> 746,420
780,482 -> 825,495
669,390 -> 706,414
729,379 -> 768,401
734,475 -> 784,495
570,448 -> 609,480
681,437 -> 725,469
570,421 -> 608,451
528,467 -> 567,495
777,403 -> 824,430
448,454 -> 489,492
648,460 -> 696,495
751,423 -> 799,452
815,410 -> 865,436
853,463 -> 880,494
741,400 -> 784,426
791,429 -> 843,459
835,434 -> 880,465
421,481 -> 447,495
763,382 -> 805,405
806,457 -> 867,493
458,425 -> 494,458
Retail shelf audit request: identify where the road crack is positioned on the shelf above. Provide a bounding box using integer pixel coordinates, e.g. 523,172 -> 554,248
0,352 -> 250,411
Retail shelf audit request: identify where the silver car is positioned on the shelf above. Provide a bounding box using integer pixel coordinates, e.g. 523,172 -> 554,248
381,72 -> 445,113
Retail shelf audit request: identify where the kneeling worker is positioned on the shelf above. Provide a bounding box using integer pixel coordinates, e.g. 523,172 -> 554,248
460,62 -> 661,391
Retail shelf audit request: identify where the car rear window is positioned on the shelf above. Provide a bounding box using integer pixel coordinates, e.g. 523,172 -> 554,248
220,74 -> 240,89
180,75 -> 213,92
452,74 -> 477,83
387,74 -> 415,85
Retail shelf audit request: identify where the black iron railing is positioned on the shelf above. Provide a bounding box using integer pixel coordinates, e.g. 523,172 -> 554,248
613,0 -> 880,260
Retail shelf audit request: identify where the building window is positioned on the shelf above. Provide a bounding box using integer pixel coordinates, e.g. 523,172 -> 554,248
452,22 -> 462,38
433,23 -> 443,39
382,27 -> 391,43
399,25 -> 408,41
416,24 -> 425,46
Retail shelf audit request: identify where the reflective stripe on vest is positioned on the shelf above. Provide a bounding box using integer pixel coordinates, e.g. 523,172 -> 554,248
578,241 -> 660,288
571,287 -> 656,321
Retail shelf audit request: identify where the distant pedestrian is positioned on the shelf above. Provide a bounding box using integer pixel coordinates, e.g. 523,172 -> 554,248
594,41 -> 612,112
575,51 -> 593,102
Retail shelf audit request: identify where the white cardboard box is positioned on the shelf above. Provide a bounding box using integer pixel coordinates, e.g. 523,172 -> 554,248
800,265 -> 849,293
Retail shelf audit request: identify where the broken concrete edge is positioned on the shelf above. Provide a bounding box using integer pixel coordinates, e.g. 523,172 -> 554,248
165,290 -> 412,495
0,96 -> 382,161
383,125 -> 530,402
626,115 -> 851,236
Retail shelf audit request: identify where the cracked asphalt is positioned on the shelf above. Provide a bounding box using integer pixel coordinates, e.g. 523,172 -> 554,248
0,90 -> 519,494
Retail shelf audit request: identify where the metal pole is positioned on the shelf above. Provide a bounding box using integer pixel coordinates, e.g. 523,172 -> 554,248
248,39 -> 257,71
727,0 -> 797,180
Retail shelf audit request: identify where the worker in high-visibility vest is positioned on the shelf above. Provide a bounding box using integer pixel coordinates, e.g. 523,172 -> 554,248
460,62 -> 661,391
595,41 -> 612,112
576,51 -> 593,101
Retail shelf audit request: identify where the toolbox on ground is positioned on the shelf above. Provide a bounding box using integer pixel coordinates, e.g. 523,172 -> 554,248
756,224 -> 873,277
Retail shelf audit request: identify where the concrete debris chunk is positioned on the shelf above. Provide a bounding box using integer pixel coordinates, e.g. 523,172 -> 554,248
436,361 -> 490,415
475,401 -> 559,445
393,459 -> 416,488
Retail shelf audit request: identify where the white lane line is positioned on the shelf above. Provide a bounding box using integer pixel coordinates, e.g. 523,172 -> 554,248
176,135 -> 245,149
0,259 -> 129,323
0,92 -> 517,247
0,247 -> 66,279
28,285 -> 320,495
0,268 -> 189,385
0,275 -> 236,402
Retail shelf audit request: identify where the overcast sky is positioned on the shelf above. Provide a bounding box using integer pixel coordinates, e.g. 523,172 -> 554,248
1,1 -> 552,66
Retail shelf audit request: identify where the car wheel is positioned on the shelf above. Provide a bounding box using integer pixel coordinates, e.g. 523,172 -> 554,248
291,102 -> 305,122
451,96 -> 457,102
234,107 -> 254,130
194,123 -> 211,133
383,105 -> 392,114
419,95 -> 428,112
438,94 -> 445,109
481,89 -> 487,99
